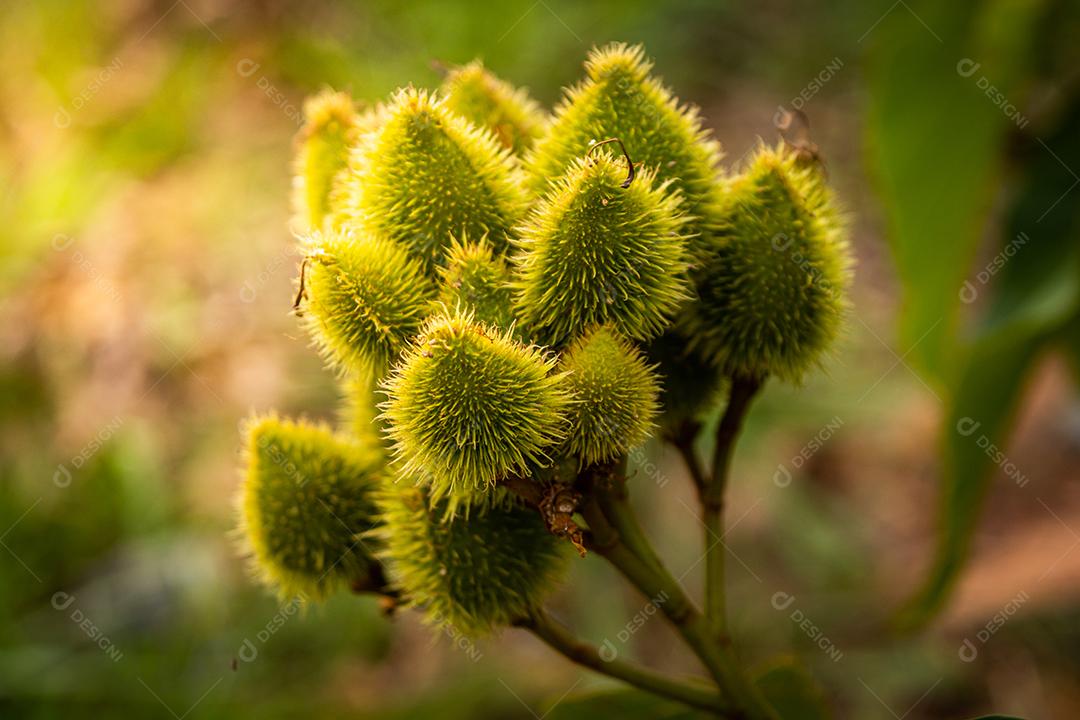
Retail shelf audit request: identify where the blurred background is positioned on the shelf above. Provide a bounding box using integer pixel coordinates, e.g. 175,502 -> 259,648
1,0 -> 1078,718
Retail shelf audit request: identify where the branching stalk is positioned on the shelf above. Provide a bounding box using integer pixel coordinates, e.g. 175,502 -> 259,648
518,608 -> 732,715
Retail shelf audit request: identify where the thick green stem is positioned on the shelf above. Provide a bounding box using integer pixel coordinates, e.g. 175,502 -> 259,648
579,492 -> 775,720
519,608 -> 732,715
704,376 -> 762,639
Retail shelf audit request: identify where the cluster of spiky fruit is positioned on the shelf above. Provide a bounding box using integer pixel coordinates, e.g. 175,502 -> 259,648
239,44 -> 850,636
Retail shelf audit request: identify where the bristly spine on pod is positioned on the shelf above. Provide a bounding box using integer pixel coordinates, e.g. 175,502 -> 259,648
561,325 -> 660,466
525,42 -> 722,253
679,143 -> 851,382
374,482 -> 566,637
298,229 -> 435,376
514,146 -> 691,346
381,309 -> 571,512
292,89 -> 364,233
238,415 -> 383,601
439,60 -> 548,156
335,87 -> 529,274
437,236 -> 515,330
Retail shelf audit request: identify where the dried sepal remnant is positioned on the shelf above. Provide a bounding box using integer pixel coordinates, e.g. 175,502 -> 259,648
526,42 -> 722,252
335,87 -> 529,274
514,152 -> 691,346
437,236 -> 515,330
561,326 -> 660,465
679,144 -> 851,382
300,230 -> 435,375
375,482 -> 566,637
239,415 -> 382,601
440,60 -> 548,155
381,310 -> 571,511
293,89 -> 367,233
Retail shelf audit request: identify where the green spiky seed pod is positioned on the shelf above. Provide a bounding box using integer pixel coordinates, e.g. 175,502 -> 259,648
300,230 -> 436,375
561,326 -> 660,465
375,482 -> 565,636
646,331 -> 723,430
336,88 -> 529,273
679,144 -> 850,382
293,89 -> 364,233
382,310 -> 570,510
437,237 -> 515,330
526,43 -> 721,250
515,152 -> 691,346
238,415 -> 382,601
440,60 -> 547,155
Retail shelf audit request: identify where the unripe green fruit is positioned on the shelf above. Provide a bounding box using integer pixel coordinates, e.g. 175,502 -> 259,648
238,415 -> 382,601
375,482 -> 566,637
301,230 -> 435,375
336,87 -> 529,273
440,60 -> 547,155
561,326 -> 660,465
382,310 -> 571,510
679,144 -> 850,382
293,89 -> 365,233
526,42 -> 721,251
515,152 -> 691,346
437,237 -> 515,330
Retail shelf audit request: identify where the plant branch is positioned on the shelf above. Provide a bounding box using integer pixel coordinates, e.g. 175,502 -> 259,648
516,608 -> 732,715
578,480 -> 775,720
703,376 -> 762,639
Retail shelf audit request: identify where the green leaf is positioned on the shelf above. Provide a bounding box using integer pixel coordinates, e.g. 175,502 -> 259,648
865,0 -> 1048,378
754,658 -> 831,720
898,90 -> 1080,629
543,688 -> 704,720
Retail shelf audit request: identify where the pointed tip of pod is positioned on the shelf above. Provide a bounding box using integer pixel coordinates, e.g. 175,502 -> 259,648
237,414 -> 383,602
440,60 -> 548,155
562,326 -> 660,465
514,151 -> 691,346
374,481 -> 567,637
583,42 -> 653,83
299,229 -> 436,376
680,143 -> 852,382
381,309 -> 572,507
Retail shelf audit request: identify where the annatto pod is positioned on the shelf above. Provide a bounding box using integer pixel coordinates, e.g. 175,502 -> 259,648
679,144 -> 851,382
437,237 -> 515,330
561,326 -> 660,465
381,310 -> 570,511
514,150 -> 690,346
526,43 -> 721,249
439,60 -> 547,156
238,415 -> 382,600
292,89 -> 366,233
300,230 -> 435,375
375,482 -> 565,637
335,87 -> 529,273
